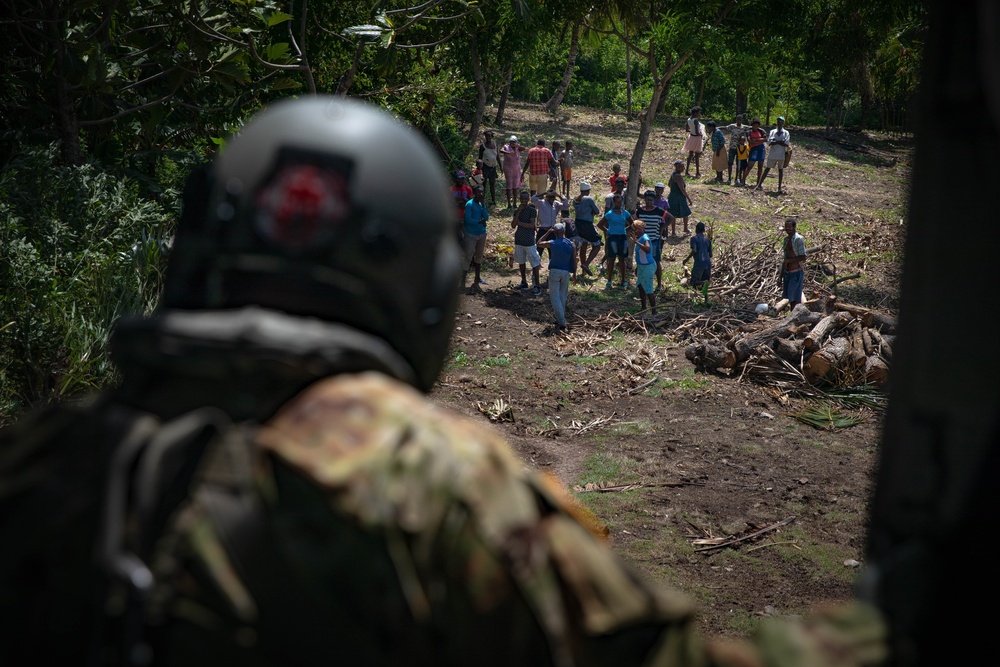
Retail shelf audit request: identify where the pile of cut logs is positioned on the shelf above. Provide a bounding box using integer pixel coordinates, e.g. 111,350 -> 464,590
684,298 -> 896,389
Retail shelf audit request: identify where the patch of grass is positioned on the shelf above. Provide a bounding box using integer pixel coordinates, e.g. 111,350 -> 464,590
603,330 -> 630,350
565,354 -> 607,366
450,349 -> 471,367
725,609 -> 765,636
481,354 -> 512,368
555,380 -> 575,391
776,527 -> 858,584
575,449 -> 642,486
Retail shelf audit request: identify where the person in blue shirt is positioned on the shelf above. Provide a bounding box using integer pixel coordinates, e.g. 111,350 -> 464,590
537,223 -> 577,330
629,220 -> 657,315
682,221 -> 713,304
597,193 -> 633,289
462,186 -> 490,288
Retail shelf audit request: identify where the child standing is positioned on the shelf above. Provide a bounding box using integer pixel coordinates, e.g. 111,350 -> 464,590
560,141 -> 574,198
735,136 -> 750,186
630,220 -> 657,315
683,106 -> 703,178
683,222 -> 712,304
470,160 -> 485,189
667,160 -> 693,236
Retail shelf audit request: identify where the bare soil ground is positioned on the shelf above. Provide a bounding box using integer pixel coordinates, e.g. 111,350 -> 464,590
431,102 -> 910,637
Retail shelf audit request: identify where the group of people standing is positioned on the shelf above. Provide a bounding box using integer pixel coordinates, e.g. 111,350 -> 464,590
453,112 -> 800,330
478,133 -> 576,208
684,107 -> 792,194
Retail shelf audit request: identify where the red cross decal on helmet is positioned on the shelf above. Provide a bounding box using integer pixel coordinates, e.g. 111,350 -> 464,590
254,163 -> 349,249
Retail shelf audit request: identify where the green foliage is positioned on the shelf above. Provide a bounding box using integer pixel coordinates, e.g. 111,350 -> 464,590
792,404 -> 865,430
0,146 -> 173,416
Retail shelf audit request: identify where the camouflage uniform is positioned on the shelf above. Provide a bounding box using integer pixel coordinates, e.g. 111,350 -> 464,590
0,359 -> 886,666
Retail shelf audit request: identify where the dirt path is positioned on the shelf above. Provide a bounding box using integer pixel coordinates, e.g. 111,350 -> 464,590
432,102 -> 908,637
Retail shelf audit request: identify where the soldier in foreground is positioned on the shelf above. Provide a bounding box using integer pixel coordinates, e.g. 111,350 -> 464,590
0,95 -> 890,667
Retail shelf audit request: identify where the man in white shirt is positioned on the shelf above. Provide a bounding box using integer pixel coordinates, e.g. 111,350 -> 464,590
755,116 -> 791,194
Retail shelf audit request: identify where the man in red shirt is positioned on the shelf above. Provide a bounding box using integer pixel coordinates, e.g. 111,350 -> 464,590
523,139 -> 555,195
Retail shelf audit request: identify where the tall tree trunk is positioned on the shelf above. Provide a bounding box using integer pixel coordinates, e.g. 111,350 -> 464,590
735,86 -> 748,116
855,57 -> 875,131
53,76 -> 82,165
495,64 -> 513,126
697,73 -> 706,108
296,0 -> 317,94
655,76 -> 671,113
544,22 -> 581,113
625,47 -> 692,210
337,42 -> 365,96
467,32 -> 487,144
625,44 -> 633,120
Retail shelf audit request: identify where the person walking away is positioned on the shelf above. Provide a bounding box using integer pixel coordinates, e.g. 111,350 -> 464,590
756,116 -> 791,193
572,181 -> 603,276
524,138 -> 554,195
735,136 -> 750,186
743,118 -> 767,187
683,221 -> 713,304
724,114 -> 748,184
630,220 -> 657,315
635,190 -> 667,292
478,130 -> 500,204
683,106 -> 704,177
462,186 -> 489,288
667,160 -> 693,236
781,217 -> 807,308
708,121 -> 727,183
560,141 -> 574,198
597,193 -> 633,288
511,190 -> 542,295
500,135 -> 524,207
537,223 -> 576,330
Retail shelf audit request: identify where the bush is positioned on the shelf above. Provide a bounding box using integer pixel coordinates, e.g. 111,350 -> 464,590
0,146 -> 174,420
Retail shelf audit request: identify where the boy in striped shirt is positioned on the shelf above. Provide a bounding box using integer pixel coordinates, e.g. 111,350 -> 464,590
634,190 -> 667,292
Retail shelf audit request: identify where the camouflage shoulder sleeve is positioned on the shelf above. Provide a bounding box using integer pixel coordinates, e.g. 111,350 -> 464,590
252,372 -> 707,666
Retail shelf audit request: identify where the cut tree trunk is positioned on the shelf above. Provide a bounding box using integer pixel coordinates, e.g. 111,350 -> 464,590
832,301 -> 897,334
870,329 -> 894,361
730,304 -> 822,363
862,311 -> 897,333
685,342 -> 737,370
803,312 -> 851,351
773,337 -> 804,363
803,337 -> 851,384
544,22 -> 581,114
864,356 -> 889,387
